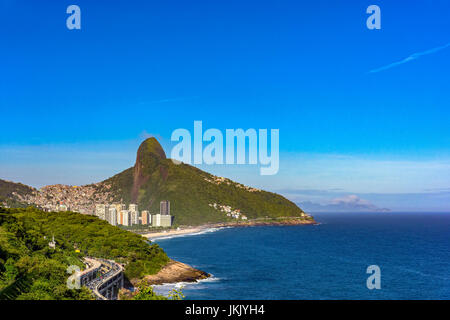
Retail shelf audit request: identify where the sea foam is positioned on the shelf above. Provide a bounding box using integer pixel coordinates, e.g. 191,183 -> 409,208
150,227 -> 224,241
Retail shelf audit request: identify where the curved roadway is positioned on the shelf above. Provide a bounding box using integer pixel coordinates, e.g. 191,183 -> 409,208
82,257 -> 124,300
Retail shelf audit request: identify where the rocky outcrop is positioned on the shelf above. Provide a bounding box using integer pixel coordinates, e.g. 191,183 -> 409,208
138,260 -> 210,285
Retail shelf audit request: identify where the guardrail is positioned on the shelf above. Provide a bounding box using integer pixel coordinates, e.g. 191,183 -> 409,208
82,257 -> 124,300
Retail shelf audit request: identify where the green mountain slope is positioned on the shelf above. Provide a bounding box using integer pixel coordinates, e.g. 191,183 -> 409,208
97,138 -> 311,225
0,179 -> 35,208
0,207 -> 169,299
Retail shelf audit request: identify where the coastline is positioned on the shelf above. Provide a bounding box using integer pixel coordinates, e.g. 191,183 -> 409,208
143,216 -> 317,241
119,260 -> 210,299
137,217 -> 317,290
143,226 -> 210,240
135,260 -> 210,286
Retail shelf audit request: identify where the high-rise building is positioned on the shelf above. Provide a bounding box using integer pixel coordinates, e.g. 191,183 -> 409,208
118,210 -> 123,225
160,200 -> 170,215
113,204 -> 126,219
160,214 -> 172,227
131,210 -> 139,225
141,210 -> 150,225
128,204 -> 139,225
112,204 -> 125,225
152,213 -> 172,227
121,210 -> 131,226
152,214 -> 161,227
109,207 -> 117,226
105,209 -> 111,223
95,204 -> 109,220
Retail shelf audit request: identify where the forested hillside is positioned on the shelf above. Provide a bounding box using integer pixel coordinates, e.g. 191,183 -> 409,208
0,179 -> 35,208
0,207 -> 169,299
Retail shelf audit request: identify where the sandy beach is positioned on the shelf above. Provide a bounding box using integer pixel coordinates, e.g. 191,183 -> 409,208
143,226 -> 209,240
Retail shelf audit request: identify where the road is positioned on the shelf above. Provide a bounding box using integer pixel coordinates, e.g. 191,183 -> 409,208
82,257 -> 124,300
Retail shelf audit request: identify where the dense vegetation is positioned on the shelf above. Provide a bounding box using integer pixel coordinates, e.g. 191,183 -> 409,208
0,207 -> 169,300
0,179 -> 35,208
99,138 -> 307,225
119,280 -> 184,300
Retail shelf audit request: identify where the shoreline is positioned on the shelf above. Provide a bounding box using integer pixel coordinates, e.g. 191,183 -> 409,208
143,217 -> 317,240
143,226 -> 214,240
135,217 -> 318,293
135,260 -> 210,286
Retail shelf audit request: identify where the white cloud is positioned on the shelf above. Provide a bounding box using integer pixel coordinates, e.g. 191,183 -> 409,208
369,42 -> 450,73
331,194 -> 370,205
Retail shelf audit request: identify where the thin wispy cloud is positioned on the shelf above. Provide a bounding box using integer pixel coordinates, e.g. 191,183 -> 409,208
369,42 -> 450,73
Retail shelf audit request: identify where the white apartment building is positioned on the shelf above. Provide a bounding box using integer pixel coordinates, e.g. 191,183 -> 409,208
131,210 -> 139,225
152,214 -> 172,227
95,204 -> 109,220
121,210 -> 131,226
113,203 -> 126,216
109,207 -> 117,226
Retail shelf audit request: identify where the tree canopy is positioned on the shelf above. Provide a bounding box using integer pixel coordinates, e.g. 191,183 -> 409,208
0,207 -> 169,300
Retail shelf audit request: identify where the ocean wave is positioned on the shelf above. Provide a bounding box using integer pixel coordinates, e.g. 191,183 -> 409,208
150,227 -> 223,241
152,275 -> 221,295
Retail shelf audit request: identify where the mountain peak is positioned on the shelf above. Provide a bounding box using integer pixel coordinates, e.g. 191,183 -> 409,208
132,137 -> 167,202
136,137 -> 166,161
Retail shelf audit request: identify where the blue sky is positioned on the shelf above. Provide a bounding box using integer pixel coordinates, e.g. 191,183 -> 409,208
1,0 -> 449,211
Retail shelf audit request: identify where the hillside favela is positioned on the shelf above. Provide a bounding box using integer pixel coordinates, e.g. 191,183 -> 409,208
0,137 -> 314,300
2,185 -> 174,227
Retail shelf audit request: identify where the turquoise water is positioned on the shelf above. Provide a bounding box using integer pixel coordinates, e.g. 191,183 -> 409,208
152,213 -> 450,299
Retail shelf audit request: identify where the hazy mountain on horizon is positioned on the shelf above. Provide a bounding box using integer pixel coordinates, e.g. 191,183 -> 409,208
299,194 -> 390,213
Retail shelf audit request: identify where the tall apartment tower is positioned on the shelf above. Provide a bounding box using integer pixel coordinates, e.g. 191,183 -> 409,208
95,204 -> 109,220
160,215 -> 172,227
152,214 -> 161,227
105,209 -> 111,223
128,204 -> 138,225
131,211 -> 139,225
113,204 -> 126,217
121,210 -> 131,226
108,207 -> 117,226
152,213 -> 172,227
160,200 -> 170,215
141,210 -> 150,225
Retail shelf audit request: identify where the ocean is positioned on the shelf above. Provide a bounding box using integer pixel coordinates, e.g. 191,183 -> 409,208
152,213 -> 450,299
